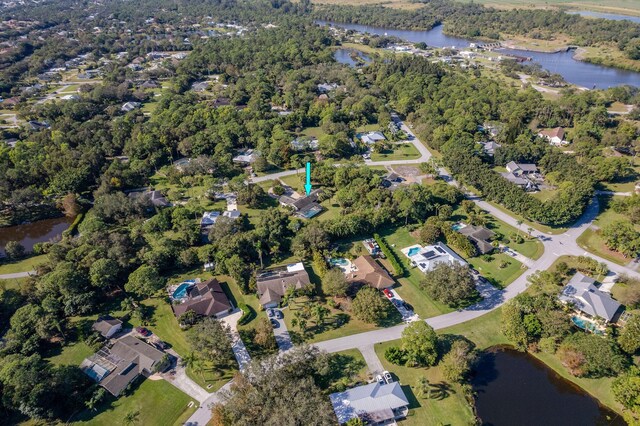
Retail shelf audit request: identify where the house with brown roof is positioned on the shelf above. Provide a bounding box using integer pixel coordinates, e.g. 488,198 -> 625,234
171,279 -> 233,319
256,262 -> 311,308
458,225 -> 495,255
347,255 -> 394,289
538,127 -> 568,146
81,335 -> 168,397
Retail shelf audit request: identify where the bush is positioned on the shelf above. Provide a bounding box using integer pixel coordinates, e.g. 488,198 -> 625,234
384,346 -> 409,365
273,185 -> 285,196
238,302 -> 256,326
4,241 -> 25,259
373,233 -> 403,276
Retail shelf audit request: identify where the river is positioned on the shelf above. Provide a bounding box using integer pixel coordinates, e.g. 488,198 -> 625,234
321,21 -> 640,88
471,347 -> 626,426
0,216 -> 73,255
569,11 -> 640,24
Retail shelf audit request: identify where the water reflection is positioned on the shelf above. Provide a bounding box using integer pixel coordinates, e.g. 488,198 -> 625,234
0,216 -> 73,255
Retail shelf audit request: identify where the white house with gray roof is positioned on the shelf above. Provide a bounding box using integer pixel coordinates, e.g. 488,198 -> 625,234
401,242 -> 466,274
330,382 -> 409,424
559,272 -> 622,323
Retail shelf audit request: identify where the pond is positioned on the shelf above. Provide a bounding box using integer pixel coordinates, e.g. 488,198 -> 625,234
333,48 -> 371,68
568,11 -> 640,24
320,21 -> 640,88
0,216 -> 74,255
471,347 -> 626,426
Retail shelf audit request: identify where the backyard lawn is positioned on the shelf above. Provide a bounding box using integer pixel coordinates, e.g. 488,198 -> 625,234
370,143 -> 420,162
467,253 -> 525,289
47,341 -> 94,366
70,379 -> 196,426
374,340 -> 476,426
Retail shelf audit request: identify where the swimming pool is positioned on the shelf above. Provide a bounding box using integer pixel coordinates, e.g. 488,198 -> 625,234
407,247 -> 421,257
330,258 -> 349,266
452,223 -> 467,231
571,316 -> 604,335
172,283 -> 193,300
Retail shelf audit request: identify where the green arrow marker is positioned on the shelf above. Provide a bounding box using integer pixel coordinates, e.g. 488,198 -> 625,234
304,162 -> 312,195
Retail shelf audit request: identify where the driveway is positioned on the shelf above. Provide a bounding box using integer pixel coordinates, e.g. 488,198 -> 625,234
183,381 -> 233,426
271,309 -> 293,351
161,350 -> 210,403
359,344 -> 384,375
221,310 -> 251,371
388,289 -> 417,322
0,271 -> 33,279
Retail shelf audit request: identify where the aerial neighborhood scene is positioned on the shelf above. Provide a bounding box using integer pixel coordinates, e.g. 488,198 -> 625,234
2,0 -> 640,425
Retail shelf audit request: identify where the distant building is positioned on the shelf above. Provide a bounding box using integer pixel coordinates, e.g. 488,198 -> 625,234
127,189 -> 171,208
559,272 -> 622,323
402,242 -> 466,274
232,149 -> 258,165
505,161 -> 538,176
381,172 -> 404,190
256,262 -> 311,308
360,131 -> 386,145
291,137 -> 319,151
223,210 -> 241,220
347,255 -> 394,289
330,382 -> 409,425
362,238 -> 381,256
201,211 -> 220,229
28,120 -> 50,131
538,127 -> 568,146
171,278 -> 233,319
481,141 -> 501,156
92,316 -> 123,338
191,81 -> 209,92
317,83 -> 339,93
121,101 -> 141,112
279,189 -> 323,219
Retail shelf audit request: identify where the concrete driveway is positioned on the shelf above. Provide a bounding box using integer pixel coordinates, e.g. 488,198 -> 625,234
271,309 -> 293,351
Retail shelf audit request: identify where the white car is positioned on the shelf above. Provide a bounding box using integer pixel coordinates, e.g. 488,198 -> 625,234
376,374 -> 385,385
383,371 -> 393,384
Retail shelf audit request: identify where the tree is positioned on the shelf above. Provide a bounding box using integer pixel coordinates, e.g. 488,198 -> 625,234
612,366 -> 640,425
124,265 -> 165,298
187,318 -> 234,367
85,387 -> 106,411
420,263 -> 478,308
123,410 -> 140,425
558,333 -> 627,378
4,241 -> 25,259
441,340 -> 476,383
419,222 -> 441,245
501,300 -> 528,350
401,321 -> 439,367
351,287 -> 389,325
415,376 -> 431,399
89,258 -> 119,290
602,220 -> 640,258
619,314 -> 640,354
254,317 -> 277,350
322,268 -> 348,298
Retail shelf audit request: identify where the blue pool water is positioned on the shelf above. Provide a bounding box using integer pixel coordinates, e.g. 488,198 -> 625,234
407,247 -> 421,257
172,283 -> 192,300
330,258 -> 349,266
452,223 -> 466,231
571,316 -> 604,335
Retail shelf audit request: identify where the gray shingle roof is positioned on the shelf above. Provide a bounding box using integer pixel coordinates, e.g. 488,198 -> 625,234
559,272 -> 622,322
330,382 -> 409,424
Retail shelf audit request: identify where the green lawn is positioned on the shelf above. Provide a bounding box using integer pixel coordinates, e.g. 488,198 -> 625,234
370,143 -> 420,162
467,253 -> 525,288
70,379 -> 196,426
531,188 -> 558,202
485,200 -> 568,235
374,340 -> 476,426
47,341 -> 94,366
0,254 -> 47,274
300,126 -> 324,138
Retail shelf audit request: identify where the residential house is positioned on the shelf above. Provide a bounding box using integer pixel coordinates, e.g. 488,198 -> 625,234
28,120 -> 50,131
330,381 -> 409,425
458,225 -> 495,254
81,335 -> 167,397
538,127 -> 568,146
360,131 -> 386,145
279,189 -> 324,219
171,278 -> 233,319
559,272 -> 622,323
192,81 -> 209,92
362,238 -> 381,256
403,242 -> 466,274
256,262 -> 311,308
3,138 -> 18,148
223,210 -> 241,220
121,101 -> 141,112
317,82 -> 339,93
201,211 -> 220,232
481,141 -> 501,156
505,161 -> 538,176
381,172 -> 404,190
140,80 -> 159,89
500,172 -> 537,191
127,189 -> 171,207
61,94 -> 80,101
1,97 -> 19,108
347,255 -> 394,289
232,149 -> 258,165
92,316 -> 123,338
291,137 -> 319,151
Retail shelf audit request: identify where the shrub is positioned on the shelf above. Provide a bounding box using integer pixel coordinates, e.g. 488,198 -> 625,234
4,241 -> 25,259
384,346 -> 409,365
373,233 -> 403,276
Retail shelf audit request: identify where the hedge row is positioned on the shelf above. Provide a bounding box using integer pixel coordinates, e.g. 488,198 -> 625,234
373,233 -> 404,276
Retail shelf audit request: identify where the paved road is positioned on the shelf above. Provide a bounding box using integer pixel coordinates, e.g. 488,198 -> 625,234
0,271 -> 33,279
251,119 -> 431,184
184,381 -> 233,426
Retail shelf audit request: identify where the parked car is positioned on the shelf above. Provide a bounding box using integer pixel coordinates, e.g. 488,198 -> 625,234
267,308 -> 275,317
135,327 -> 151,337
402,301 -> 411,311
270,319 -> 279,328
376,374 -> 385,385
392,299 -> 401,307
274,310 -> 284,319
383,371 -> 393,384
153,340 -> 168,350
382,288 -> 393,299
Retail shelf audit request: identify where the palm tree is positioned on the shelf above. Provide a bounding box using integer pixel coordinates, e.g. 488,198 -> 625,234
516,220 -> 523,237
255,240 -> 264,269
527,227 -> 534,238
123,410 -> 140,426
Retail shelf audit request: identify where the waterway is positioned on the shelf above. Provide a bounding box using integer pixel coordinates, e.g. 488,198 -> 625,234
569,11 -> 640,24
0,216 -> 73,255
471,347 -> 626,426
333,48 -> 371,68
321,21 -> 640,88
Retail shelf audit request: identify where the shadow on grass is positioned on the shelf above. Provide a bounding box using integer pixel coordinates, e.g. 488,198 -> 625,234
238,328 -> 278,359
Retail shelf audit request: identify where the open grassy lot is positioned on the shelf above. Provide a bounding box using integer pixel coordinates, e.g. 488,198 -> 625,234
374,340 -> 476,426
300,126 -> 325,138
0,254 -> 47,274
531,188 -> 558,202
47,341 -> 94,366
370,142 -> 420,162
576,196 -> 635,265
70,379 -> 196,426
467,253 -> 525,288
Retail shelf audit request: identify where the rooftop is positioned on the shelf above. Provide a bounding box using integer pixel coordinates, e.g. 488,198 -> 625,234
559,272 -> 622,322
330,381 -> 409,424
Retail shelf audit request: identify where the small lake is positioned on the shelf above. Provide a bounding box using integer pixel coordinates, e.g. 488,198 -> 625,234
471,347 -> 626,426
333,48 -> 371,68
568,11 -> 640,24
321,21 -> 640,88
0,216 -> 73,255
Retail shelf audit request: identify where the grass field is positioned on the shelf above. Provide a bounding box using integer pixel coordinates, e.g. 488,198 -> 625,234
370,143 -> 420,162
467,253 -> 525,288
70,379 -> 196,426
0,254 -> 47,274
